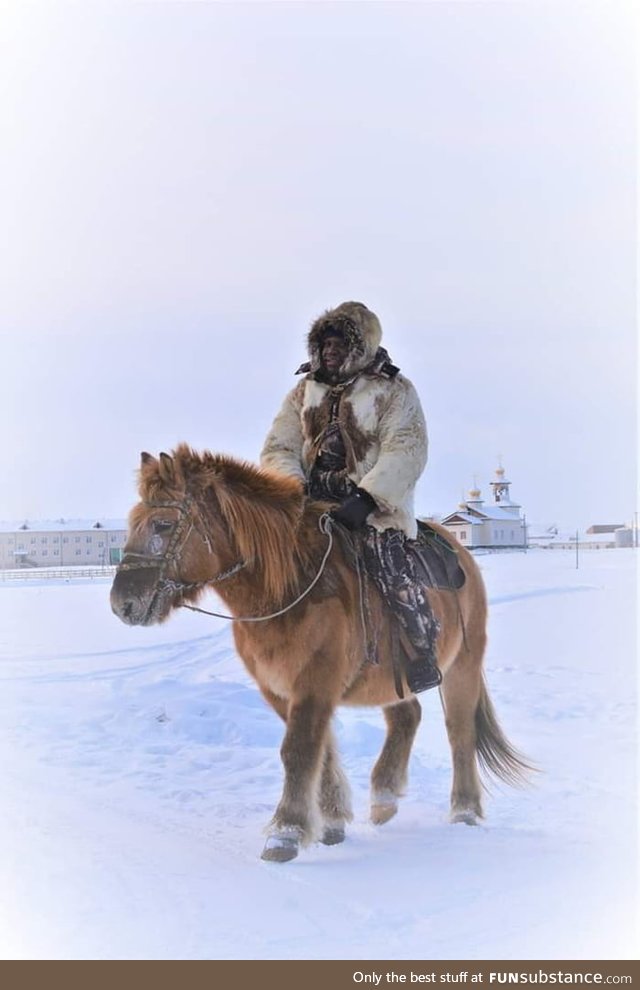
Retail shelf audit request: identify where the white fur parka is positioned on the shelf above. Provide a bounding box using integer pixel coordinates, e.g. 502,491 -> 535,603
260,302 -> 428,539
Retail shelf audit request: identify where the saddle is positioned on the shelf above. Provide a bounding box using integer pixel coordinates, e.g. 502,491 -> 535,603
412,520 -> 466,592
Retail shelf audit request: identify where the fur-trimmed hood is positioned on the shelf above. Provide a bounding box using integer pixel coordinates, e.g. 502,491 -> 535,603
305,301 -> 383,379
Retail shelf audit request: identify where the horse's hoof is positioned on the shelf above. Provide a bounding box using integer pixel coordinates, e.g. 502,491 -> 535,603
320,825 -> 345,846
370,802 -> 398,826
451,809 -> 479,826
261,831 -> 300,862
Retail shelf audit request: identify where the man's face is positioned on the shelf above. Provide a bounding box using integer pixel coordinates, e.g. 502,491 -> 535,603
321,333 -> 349,377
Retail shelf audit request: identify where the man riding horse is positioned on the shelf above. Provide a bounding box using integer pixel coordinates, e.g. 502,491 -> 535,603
261,300 -> 441,694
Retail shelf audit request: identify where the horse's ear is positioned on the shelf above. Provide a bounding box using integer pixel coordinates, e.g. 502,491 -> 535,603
159,452 -> 175,484
140,452 -> 154,467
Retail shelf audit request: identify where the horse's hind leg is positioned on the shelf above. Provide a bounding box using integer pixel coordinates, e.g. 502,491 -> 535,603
370,697 -> 422,825
441,649 -> 484,824
319,729 -> 353,845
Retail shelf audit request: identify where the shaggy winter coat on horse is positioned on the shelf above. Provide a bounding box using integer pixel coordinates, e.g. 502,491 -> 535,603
261,301 -> 427,539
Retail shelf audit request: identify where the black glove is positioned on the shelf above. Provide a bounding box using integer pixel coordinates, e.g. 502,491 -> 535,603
330,488 -> 377,530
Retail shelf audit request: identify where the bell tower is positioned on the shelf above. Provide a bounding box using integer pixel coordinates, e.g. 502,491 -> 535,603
490,461 -> 512,504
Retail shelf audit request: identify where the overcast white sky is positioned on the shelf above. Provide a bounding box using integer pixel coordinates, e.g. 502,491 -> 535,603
1,1 -> 636,531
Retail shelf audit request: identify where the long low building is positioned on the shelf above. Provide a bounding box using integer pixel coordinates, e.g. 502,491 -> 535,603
527,526 -> 635,550
0,519 -> 128,569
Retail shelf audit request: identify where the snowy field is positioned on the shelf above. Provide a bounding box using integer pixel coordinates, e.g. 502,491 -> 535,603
0,549 -> 637,961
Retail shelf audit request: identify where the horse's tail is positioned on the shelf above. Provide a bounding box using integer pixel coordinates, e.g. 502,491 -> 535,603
475,678 -> 536,787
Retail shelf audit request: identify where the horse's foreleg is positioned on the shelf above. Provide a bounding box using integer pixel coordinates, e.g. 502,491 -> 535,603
318,728 -> 353,845
261,689 -> 351,848
370,697 -> 422,825
262,696 -> 332,862
441,651 -> 484,824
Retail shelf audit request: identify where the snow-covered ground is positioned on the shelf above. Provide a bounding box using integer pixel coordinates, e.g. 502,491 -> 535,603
0,550 -> 637,960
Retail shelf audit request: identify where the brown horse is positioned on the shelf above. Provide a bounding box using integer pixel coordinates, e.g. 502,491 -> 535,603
110,444 -> 531,862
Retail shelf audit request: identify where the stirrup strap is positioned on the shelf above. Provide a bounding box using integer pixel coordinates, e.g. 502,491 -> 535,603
390,622 -> 405,700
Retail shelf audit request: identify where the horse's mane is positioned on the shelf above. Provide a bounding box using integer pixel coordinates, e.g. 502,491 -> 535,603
138,444 -> 308,605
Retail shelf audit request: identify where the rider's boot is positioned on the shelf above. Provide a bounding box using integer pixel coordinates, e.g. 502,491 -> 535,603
394,588 -> 442,694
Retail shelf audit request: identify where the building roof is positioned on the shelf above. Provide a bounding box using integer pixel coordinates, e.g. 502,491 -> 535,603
443,504 -> 524,527
0,518 -> 127,534
464,504 -> 522,522
441,511 -> 482,525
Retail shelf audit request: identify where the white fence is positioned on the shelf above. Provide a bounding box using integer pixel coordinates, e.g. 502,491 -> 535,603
0,565 -> 117,581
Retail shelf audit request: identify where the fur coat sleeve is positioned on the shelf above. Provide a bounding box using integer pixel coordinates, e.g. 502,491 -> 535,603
357,376 -> 428,516
260,381 -> 307,484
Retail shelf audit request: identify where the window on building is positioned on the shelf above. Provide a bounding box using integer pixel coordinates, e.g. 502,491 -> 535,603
98,541 -> 104,548
86,536 -> 92,543
42,550 -> 48,556
54,549 -> 59,556
75,549 -> 81,556
460,530 -> 467,541
31,538 -> 36,544
41,537 -> 48,544
52,536 -> 59,544
63,537 -> 69,544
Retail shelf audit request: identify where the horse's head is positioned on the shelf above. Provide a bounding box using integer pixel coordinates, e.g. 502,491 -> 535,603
111,444 -> 308,627
110,449 -> 232,626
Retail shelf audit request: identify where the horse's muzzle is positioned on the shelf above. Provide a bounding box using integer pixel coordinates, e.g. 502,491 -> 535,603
110,570 -> 167,626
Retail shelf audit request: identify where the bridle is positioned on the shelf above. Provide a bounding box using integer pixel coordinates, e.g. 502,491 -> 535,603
116,494 -> 249,601
115,492 -> 335,624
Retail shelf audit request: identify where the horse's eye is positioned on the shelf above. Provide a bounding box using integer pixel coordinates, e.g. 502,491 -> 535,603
152,519 -> 174,536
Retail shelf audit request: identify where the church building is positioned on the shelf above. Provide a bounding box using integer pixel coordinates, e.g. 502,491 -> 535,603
440,465 -> 526,549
